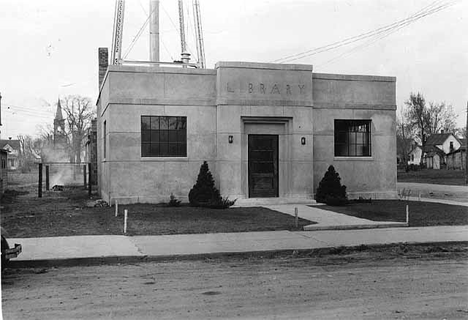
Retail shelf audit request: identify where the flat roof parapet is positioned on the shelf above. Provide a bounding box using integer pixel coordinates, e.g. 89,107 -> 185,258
107,65 -> 217,75
215,61 -> 313,71
313,73 -> 396,82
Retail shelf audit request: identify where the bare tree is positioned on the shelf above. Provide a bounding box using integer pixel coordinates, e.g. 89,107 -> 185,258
454,127 -> 467,140
60,95 -> 95,164
405,93 -> 428,164
396,110 -> 414,166
17,134 -> 43,172
426,102 -> 458,135
405,92 -> 458,164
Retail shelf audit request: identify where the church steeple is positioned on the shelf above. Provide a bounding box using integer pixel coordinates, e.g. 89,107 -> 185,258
55,97 -> 64,121
53,97 -> 66,146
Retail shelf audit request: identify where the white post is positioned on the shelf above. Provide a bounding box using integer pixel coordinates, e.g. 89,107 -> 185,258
294,207 -> 298,228
124,209 -> 128,234
115,200 -> 119,217
418,192 -> 421,201
406,205 -> 409,225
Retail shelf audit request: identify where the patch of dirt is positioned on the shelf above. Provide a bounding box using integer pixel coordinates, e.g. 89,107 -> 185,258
0,186 -> 311,238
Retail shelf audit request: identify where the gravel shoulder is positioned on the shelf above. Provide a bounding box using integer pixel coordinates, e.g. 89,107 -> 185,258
397,182 -> 468,203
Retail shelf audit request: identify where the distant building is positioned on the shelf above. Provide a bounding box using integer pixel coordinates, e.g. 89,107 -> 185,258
407,133 -> 463,169
53,98 -> 68,150
86,119 -> 98,185
0,149 -> 7,193
447,139 -> 466,170
0,138 -> 20,170
41,98 -> 69,163
424,132 -> 461,160
408,144 -> 422,165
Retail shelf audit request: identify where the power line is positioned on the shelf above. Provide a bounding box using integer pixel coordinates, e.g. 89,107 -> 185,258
4,109 -> 52,119
3,103 -> 52,116
317,1 -> 457,68
273,0 -> 457,64
273,0 -> 443,63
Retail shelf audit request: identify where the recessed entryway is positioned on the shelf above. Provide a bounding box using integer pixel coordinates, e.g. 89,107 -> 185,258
248,134 -> 279,197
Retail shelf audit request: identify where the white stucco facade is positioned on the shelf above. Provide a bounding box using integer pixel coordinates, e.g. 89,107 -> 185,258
97,61 -> 397,204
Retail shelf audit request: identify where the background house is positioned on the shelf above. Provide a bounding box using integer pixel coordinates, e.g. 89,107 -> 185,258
424,133 -> 461,169
447,138 -> 466,170
424,132 -> 461,157
0,139 -> 20,170
408,144 -> 422,165
407,133 -> 463,169
423,145 -> 445,169
0,149 -> 7,194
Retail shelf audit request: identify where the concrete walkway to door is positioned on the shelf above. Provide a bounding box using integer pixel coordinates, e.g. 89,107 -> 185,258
234,199 -> 407,231
265,204 -> 407,231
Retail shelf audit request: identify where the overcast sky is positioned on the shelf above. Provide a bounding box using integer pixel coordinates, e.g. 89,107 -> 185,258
0,0 -> 466,139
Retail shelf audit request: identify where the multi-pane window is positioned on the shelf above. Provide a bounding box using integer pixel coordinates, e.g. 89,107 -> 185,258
334,120 -> 371,157
141,116 -> 187,157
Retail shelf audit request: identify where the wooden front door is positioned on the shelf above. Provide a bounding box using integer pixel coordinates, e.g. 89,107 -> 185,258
248,135 -> 279,197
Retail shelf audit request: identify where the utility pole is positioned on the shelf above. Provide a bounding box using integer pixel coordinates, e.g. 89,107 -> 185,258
149,0 -> 160,62
178,0 -> 186,54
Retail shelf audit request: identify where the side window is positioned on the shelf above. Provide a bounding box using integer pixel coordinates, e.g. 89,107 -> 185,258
334,120 -> 372,157
141,116 -> 187,157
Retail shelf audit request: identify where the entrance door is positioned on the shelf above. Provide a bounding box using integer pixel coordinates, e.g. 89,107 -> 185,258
248,135 -> 279,197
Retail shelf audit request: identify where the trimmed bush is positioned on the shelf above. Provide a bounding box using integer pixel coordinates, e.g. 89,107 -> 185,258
315,165 -> 348,205
325,195 -> 349,206
207,196 -> 237,209
189,161 -> 221,206
167,193 -> 181,207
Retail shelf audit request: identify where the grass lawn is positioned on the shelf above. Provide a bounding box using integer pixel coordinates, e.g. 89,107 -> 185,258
0,187 -> 312,238
312,200 -> 468,227
397,169 -> 466,185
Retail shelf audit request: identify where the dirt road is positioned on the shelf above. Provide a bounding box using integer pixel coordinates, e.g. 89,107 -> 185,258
2,245 -> 468,320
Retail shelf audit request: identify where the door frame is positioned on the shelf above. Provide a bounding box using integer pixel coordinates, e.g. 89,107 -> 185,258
248,134 -> 279,198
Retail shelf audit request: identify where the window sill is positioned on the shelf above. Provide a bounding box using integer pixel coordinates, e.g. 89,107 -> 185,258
334,157 -> 373,161
141,157 -> 189,162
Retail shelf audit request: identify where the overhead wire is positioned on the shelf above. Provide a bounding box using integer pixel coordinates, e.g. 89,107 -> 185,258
316,0 -> 458,68
273,0 -> 455,64
273,0 -> 442,63
3,103 -> 52,117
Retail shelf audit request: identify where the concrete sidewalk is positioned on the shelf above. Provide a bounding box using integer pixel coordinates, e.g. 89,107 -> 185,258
9,226 -> 468,267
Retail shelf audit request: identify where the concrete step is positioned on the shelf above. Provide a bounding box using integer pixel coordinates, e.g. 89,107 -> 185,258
233,197 -> 316,207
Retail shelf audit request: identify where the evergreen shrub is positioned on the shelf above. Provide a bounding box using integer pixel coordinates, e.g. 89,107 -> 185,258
315,165 -> 348,206
188,161 -> 236,209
